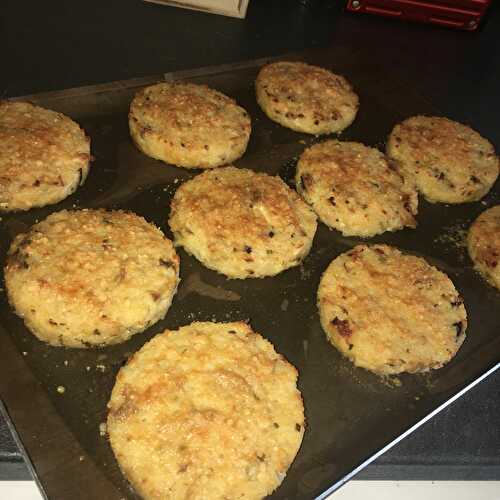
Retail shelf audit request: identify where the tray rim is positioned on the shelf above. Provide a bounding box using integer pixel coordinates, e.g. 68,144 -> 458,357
9,55 -> 280,104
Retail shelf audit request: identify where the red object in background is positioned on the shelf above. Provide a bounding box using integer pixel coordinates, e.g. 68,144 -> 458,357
345,0 -> 492,30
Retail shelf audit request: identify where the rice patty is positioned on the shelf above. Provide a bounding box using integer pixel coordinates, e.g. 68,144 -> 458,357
5,209 -> 179,347
107,321 -> 305,500
256,61 -> 358,135
387,116 -> 498,203
317,244 -> 467,375
168,166 -> 317,278
296,140 -> 418,237
468,205 -> 500,290
129,82 -> 251,169
0,101 -> 90,211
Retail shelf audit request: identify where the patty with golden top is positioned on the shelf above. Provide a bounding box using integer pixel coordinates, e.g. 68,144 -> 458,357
107,321 -> 305,500
129,82 -> 251,169
5,209 -> 179,347
255,61 -> 359,134
387,116 -> 498,203
468,205 -> 500,290
169,166 -> 317,278
0,101 -> 91,211
318,244 -> 467,375
296,140 -> 418,237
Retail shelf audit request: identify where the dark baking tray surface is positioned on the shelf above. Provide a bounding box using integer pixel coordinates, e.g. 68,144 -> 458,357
0,47 -> 499,500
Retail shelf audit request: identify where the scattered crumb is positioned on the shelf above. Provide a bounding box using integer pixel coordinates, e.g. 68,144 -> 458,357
57,385 -> 66,394
79,456 -> 85,462
299,264 -> 312,280
174,178 -> 179,184
299,139 -> 306,144
96,364 -> 106,372
22,351 -> 27,356
99,422 -> 107,437
381,376 -> 402,388
280,299 -> 289,312
434,221 -> 468,250
64,360 -> 69,366
86,366 -> 91,371
390,377 -> 402,387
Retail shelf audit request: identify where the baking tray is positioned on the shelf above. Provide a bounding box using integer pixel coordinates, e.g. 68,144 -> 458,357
0,47 -> 499,500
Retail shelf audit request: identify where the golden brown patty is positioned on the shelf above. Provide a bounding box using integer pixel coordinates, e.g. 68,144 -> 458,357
317,244 -> 467,375
5,209 -> 179,347
129,82 -> 251,169
387,116 -> 499,203
168,166 -> 317,278
296,140 -> 418,237
468,205 -> 500,290
107,321 -> 305,500
0,101 -> 91,211
255,61 -> 359,134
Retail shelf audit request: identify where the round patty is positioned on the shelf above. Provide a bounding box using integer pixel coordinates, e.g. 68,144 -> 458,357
317,244 -> 467,375
387,116 -> 499,203
296,140 -> 418,237
255,61 -> 359,135
468,205 -> 500,290
4,209 -> 180,347
0,101 -> 91,211
107,321 -> 305,500
129,82 -> 251,169
168,166 -> 317,279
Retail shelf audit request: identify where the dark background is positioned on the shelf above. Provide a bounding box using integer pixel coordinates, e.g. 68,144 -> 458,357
1,0 -> 499,484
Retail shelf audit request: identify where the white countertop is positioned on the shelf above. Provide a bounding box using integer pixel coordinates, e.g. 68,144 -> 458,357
4,480 -> 500,499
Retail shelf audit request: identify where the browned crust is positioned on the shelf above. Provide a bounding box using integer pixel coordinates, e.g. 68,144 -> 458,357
256,62 -> 359,134
129,82 -> 251,168
0,101 -> 90,211
468,205 -> 500,289
169,166 -> 317,278
387,116 -> 499,203
318,244 -> 467,375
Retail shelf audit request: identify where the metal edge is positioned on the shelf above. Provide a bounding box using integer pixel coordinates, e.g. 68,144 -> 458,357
316,361 -> 500,499
0,400 -> 47,500
161,55 -> 281,81
0,319 -> 124,500
9,75 -> 164,104
9,52 -> 300,103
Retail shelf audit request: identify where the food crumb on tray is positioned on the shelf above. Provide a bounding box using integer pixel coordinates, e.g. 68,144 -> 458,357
99,422 -> 107,437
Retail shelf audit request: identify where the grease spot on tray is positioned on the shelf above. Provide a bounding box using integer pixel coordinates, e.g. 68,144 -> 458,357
298,463 -> 337,493
177,272 -> 241,302
88,142 -> 190,208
